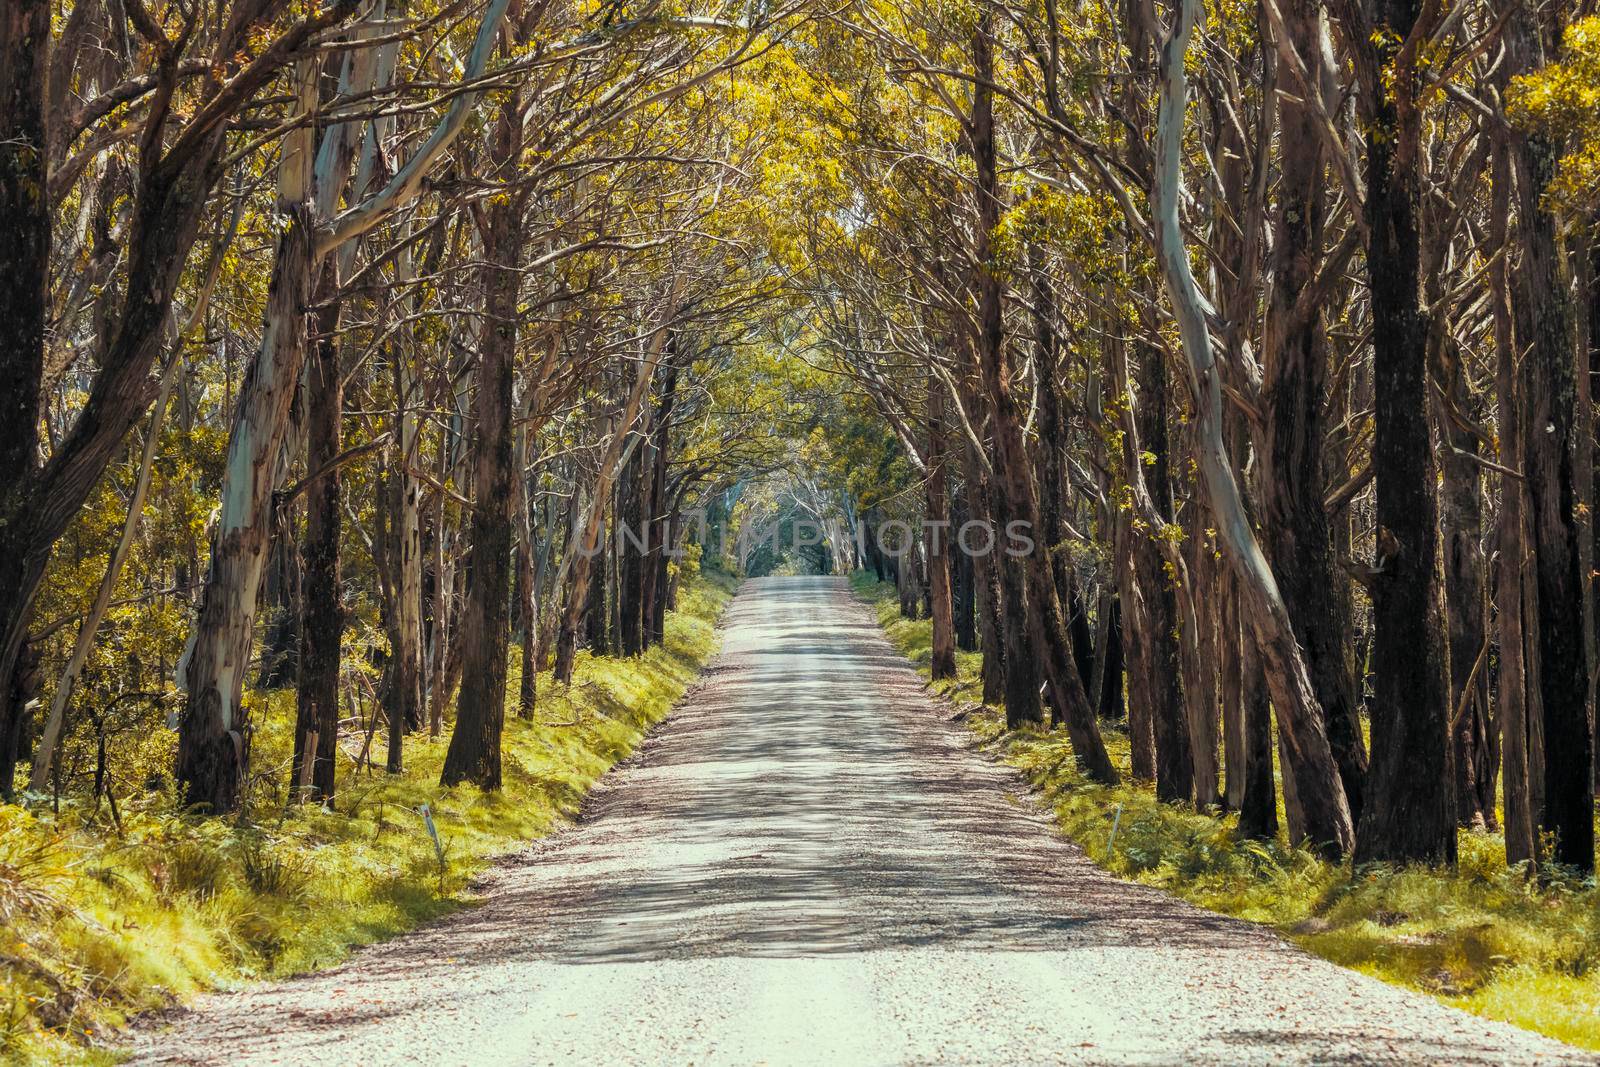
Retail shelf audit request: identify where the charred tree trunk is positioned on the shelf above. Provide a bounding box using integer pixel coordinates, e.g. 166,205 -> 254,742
1237,617 -> 1280,840
1437,363 -> 1494,830
952,489 -> 978,652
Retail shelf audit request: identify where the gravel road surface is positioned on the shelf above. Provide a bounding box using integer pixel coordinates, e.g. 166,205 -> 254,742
131,576 -> 1592,1065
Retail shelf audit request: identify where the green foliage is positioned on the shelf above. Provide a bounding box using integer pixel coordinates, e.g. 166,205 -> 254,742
0,573 -> 735,1064
851,571 -> 1600,1052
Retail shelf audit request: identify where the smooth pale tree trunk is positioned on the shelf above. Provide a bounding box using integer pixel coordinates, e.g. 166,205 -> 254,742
1152,0 -> 1352,854
178,0 -> 508,813
926,379 -> 957,680
176,59 -> 321,813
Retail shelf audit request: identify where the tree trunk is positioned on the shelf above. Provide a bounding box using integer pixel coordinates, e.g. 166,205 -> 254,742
1152,0 -> 1353,853
926,378 -> 958,680
441,186 -> 524,789
1132,340 -> 1192,803
1352,0 -> 1456,865
1258,5 -> 1369,823
1507,2 -> 1593,872
1492,139 -> 1537,866
294,265 -> 345,798
553,320 -> 670,684
441,73 -> 529,789
1237,615 -> 1280,840
1437,364 -> 1494,830
971,22 -> 1115,781
176,57 -> 321,813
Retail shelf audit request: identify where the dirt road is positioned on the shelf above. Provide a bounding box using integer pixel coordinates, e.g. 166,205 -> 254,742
132,576 -> 1589,1065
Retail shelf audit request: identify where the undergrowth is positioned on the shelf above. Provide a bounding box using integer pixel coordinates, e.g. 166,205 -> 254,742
0,570 -> 736,1065
851,571 -> 1600,1051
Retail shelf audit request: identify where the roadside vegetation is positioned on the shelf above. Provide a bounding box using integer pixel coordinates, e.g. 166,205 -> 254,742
0,571 -> 732,1064
852,573 -> 1600,1051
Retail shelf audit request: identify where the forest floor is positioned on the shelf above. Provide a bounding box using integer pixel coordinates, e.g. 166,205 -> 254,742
130,576 -> 1587,1065
1,572 -> 735,1065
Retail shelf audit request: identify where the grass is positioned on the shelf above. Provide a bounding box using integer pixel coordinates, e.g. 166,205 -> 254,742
850,571 -> 1600,1051
0,569 -> 737,1065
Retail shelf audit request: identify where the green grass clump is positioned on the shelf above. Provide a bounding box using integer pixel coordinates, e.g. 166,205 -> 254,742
0,571 -> 736,1064
850,571 -> 1600,1050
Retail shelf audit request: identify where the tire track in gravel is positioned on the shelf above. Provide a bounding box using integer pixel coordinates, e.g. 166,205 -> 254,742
130,575 -> 1593,1065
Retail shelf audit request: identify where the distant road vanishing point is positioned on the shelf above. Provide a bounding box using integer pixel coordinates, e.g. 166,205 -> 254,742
134,577 -> 1591,1066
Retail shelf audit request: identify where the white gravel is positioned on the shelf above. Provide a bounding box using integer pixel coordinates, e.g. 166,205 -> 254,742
130,576 -> 1594,1065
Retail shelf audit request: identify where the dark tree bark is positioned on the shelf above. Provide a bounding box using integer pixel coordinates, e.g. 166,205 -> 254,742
956,415 -> 1007,707
0,0 -> 50,799
1236,618 -> 1279,840
1091,594 -> 1124,721
1436,365 -> 1495,830
441,127 -> 526,788
1132,341 -> 1192,803
951,488 -> 978,652
1258,11 -> 1368,823
926,378 -> 958,680
1491,139 -> 1538,865
257,538 -> 302,690
1349,0 -> 1456,865
293,266 -> 346,798
585,531 -> 609,655
1507,0 -> 1593,870
971,21 -> 1115,780
618,438 -> 647,656
645,363 -> 678,648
